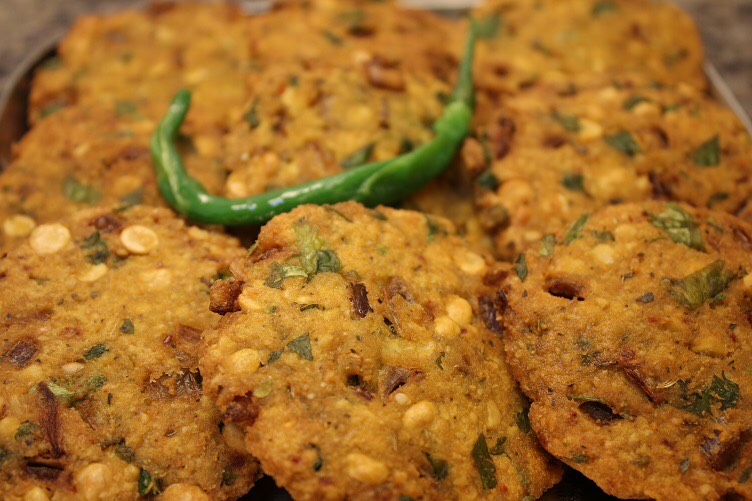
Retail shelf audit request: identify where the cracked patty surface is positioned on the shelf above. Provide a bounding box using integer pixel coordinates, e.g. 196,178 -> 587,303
200,202 -> 562,500
0,206 -> 258,500
501,202 -> 752,500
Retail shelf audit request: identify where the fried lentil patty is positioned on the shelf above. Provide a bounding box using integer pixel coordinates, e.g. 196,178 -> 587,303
501,202 -> 752,500
472,0 -> 706,98
200,202 -> 562,500
0,103 -> 226,252
0,206 -> 258,500
466,75 -> 752,259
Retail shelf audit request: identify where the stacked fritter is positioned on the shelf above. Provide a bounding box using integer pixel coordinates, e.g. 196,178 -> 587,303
0,0 -> 749,499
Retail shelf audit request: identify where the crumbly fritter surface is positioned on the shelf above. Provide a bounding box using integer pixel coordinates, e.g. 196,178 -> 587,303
201,202 -> 562,500
0,103 -> 226,252
472,0 -> 706,98
466,75 -> 752,259
501,202 -> 752,500
0,206 -> 258,500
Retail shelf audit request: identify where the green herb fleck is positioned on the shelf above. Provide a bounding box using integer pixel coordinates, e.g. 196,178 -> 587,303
571,453 -> 590,463
691,135 -> 720,167
294,222 -> 342,278
116,318 -> 134,335
244,98 -> 261,129
115,100 -> 139,117
623,96 -> 650,110
471,434 -> 497,490
740,466 -> 752,483
425,215 -> 446,242
489,437 -> 507,455
552,110 -> 581,132
253,378 -> 273,398
87,374 -> 107,390
680,458 -> 690,474
118,187 -> 144,210
708,372 -> 740,410
592,230 -> 615,242
138,468 -> 162,497
300,304 -> 322,312
287,333 -> 313,361
592,1 -> 618,16
539,234 -> 556,256
63,175 -> 101,204
340,143 -> 375,169
516,406 -> 531,433
46,381 -> 75,402
39,102 -> 66,118
605,131 -> 642,157
15,421 -> 39,440
567,395 -> 608,405
650,203 -> 705,251
561,172 -> 586,192
435,351 -> 446,370
84,343 -> 108,360
115,441 -> 136,463
563,214 -> 589,245
264,263 -> 308,288
267,348 -> 284,364
667,260 -> 735,310
322,30 -> 343,45
81,231 -> 109,264
324,206 -> 352,222
221,465 -> 238,486
636,292 -> 654,303
425,453 -> 449,480
477,170 -> 499,191
513,254 -> 528,282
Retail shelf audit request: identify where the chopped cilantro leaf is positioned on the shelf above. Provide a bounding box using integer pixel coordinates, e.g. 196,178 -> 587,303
691,135 -> 720,167
46,381 -> 75,402
513,254 -> 528,282
287,333 -> 313,361
471,434 -> 497,490
668,260 -> 735,310
489,437 -> 507,455
120,318 -> 135,334
244,98 -> 261,129
680,458 -> 690,474
81,231 -> 109,264
267,348 -> 284,364
425,453 -> 449,480
623,95 -> 650,110
474,12 -> 501,38
539,234 -> 556,256
515,406 -> 531,433
650,203 -> 705,251
571,453 -> 590,463
63,176 -> 101,205
636,292 -> 654,303
605,131 -> 642,157
340,143 -> 375,169
264,263 -> 308,288
477,170 -> 500,191
563,214 -> 589,245
83,343 -> 108,360
552,110 -> 581,132
138,468 -> 162,496
561,172 -> 586,192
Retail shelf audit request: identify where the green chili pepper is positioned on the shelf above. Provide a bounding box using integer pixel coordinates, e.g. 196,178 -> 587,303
150,27 -> 477,226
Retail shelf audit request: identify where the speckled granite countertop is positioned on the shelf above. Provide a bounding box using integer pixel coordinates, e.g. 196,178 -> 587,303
1,0 -> 751,115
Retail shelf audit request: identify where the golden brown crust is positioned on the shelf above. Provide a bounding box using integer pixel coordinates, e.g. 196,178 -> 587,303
502,202 -> 752,500
0,206 -> 258,500
468,76 -> 752,259
201,202 -> 562,500
472,0 -> 706,98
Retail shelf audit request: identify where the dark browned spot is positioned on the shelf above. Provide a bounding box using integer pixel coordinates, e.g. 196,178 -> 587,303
648,171 -> 674,199
488,115 -> 516,160
732,225 -> 752,251
543,135 -> 566,149
364,57 -> 405,91
701,430 -> 751,471
119,145 -> 149,161
37,382 -> 63,458
346,374 -> 374,401
651,126 -> 670,148
3,337 -> 39,367
25,461 -> 63,482
143,375 -> 172,400
249,245 -> 284,263
175,370 -> 202,398
383,277 -> 413,303
380,366 -> 422,398
222,394 -> 258,427
482,266 -> 509,287
210,279 -> 243,315
479,292 -> 506,334
546,279 -> 584,301
578,400 -> 621,425
349,282 -> 372,318
90,214 -> 122,233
